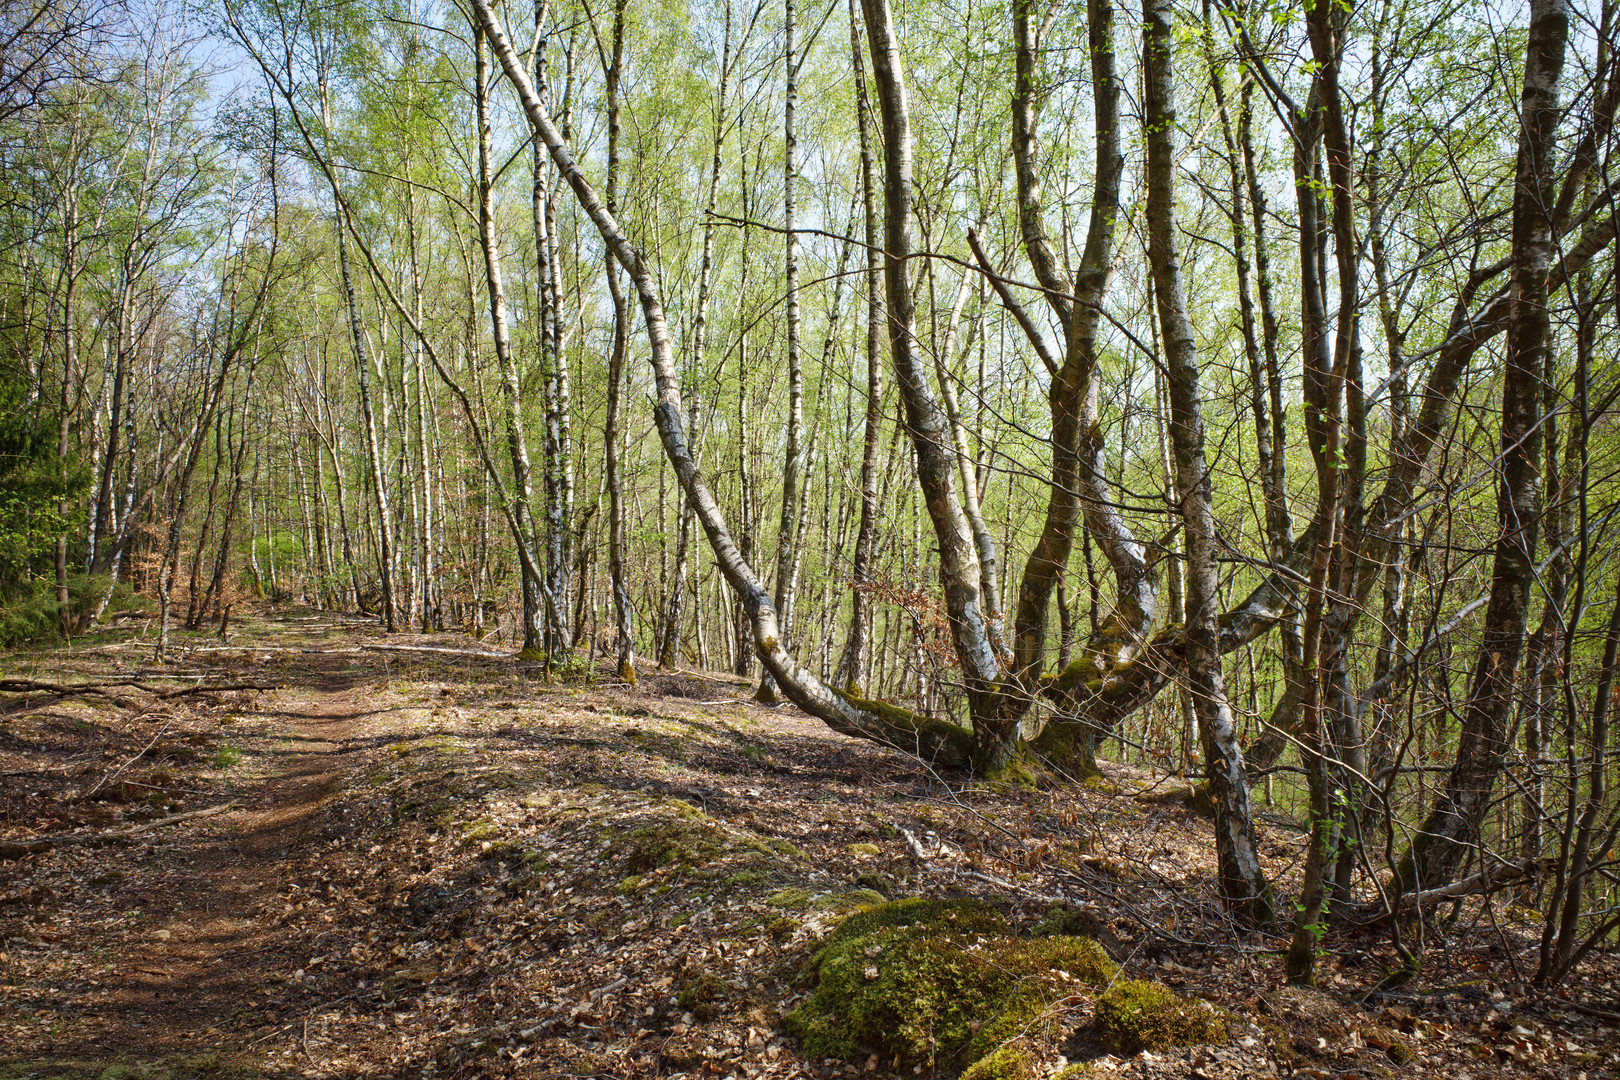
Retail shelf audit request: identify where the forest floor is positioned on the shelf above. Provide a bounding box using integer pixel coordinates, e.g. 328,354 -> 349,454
1,607 -> 1617,1080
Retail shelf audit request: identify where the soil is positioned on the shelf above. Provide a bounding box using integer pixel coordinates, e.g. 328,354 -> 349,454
1,608 -> 1617,1079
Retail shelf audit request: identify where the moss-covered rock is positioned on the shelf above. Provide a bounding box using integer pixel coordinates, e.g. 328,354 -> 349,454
784,898 -> 1115,1071
1094,979 -> 1229,1054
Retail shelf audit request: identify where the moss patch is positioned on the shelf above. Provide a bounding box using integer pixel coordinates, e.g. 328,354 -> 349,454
959,1041 -> 1038,1080
1094,979 -> 1230,1054
767,886 -> 815,909
784,898 -> 1114,1071
677,970 -> 730,1021
605,812 -> 725,873
460,818 -> 500,846
980,754 -> 1042,790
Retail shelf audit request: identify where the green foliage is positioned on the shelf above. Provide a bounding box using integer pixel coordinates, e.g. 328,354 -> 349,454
0,574 -> 124,646
0,373 -> 88,620
1093,979 -> 1230,1054
784,898 -> 1115,1070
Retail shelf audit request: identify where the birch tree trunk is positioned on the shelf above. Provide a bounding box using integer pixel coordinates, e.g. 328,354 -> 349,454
1144,0 -> 1272,924
601,0 -> 636,683
475,22 -> 546,655
658,2 -> 733,667
759,0 -> 805,704
834,0 -> 885,694
321,77 -> 397,633
857,0 -> 1006,764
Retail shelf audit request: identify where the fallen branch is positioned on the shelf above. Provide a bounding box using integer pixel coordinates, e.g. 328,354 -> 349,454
360,643 -> 511,660
1564,1000 -> 1620,1023
0,801 -> 238,859
1399,856 -> 1555,911
0,677 -> 270,700
656,667 -> 753,686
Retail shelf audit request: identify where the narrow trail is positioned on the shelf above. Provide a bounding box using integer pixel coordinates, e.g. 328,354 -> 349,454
1,612 -> 445,1071
102,688 -> 378,1049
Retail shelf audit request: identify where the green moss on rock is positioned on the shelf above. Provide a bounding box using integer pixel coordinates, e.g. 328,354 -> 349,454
784,898 -> 1115,1071
1094,979 -> 1229,1055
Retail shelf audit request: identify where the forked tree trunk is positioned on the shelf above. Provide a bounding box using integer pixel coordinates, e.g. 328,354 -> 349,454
1006,0 -> 1143,777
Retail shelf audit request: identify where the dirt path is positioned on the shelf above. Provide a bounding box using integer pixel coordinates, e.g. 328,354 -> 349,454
0,614 -> 425,1073
103,688 -> 377,1049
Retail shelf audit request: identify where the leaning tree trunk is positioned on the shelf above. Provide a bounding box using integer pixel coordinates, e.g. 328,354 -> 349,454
1399,0 -> 1568,892
472,0 -> 978,766
1143,0 -> 1272,924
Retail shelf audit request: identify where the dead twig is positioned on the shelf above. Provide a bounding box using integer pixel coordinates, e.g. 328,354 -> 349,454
0,677 -> 269,700
0,801 -> 238,859
83,719 -> 174,800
